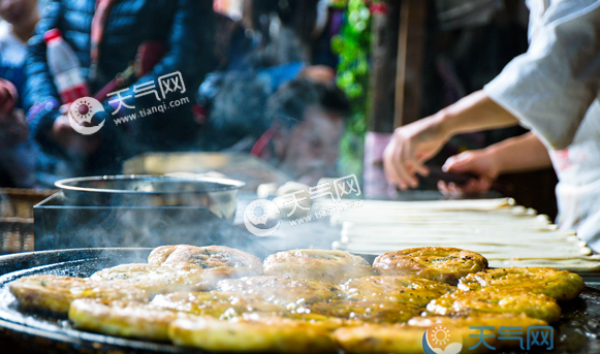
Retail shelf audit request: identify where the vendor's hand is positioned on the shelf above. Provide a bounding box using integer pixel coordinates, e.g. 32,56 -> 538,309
51,115 -> 101,157
438,149 -> 499,196
383,116 -> 449,189
0,109 -> 28,148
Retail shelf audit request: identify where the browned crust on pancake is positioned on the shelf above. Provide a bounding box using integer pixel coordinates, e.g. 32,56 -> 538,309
373,247 -> 488,284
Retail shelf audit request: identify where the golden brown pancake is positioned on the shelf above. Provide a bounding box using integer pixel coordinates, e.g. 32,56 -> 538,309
169,316 -> 337,353
263,249 -> 372,283
69,299 -> 188,341
426,289 -> 561,323
333,323 -> 495,354
9,275 -> 150,314
373,247 -> 488,284
150,291 -> 287,318
337,314 -> 547,354
89,263 -> 219,293
307,300 -> 421,323
216,276 -> 341,305
458,267 -> 585,301
409,312 -> 547,327
408,314 -> 549,350
148,245 -> 263,279
341,276 -> 457,307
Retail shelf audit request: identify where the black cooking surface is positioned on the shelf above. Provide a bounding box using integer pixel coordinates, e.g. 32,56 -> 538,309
0,248 -> 199,354
1,249 -> 600,354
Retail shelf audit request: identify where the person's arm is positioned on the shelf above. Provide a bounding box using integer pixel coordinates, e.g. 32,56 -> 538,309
23,0 -> 62,154
383,90 -> 519,189
478,131 -> 552,174
384,1 -> 600,190
439,132 -> 552,194
483,1 -> 600,150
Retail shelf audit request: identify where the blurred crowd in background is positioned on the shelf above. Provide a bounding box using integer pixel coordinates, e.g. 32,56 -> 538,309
0,0 -> 531,191
0,0 -> 353,189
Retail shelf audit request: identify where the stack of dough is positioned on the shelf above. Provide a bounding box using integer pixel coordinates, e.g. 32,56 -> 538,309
322,198 -> 600,272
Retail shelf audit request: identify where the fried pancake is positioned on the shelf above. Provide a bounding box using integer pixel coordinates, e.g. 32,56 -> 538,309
69,299 -> 188,341
373,247 -> 488,284
409,313 -> 548,349
9,275 -> 150,314
307,300 -> 421,323
341,276 -> 456,307
89,263 -> 219,293
147,245 -> 263,280
333,323 -> 496,354
263,249 -> 372,283
239,312 -> 362,332
68,296 -> 355,342
150,291 -> 287,318
458,267 -> 585,301
426,290 -> 561,323
151,292 -> 361,328
216,276 -> 341,305
169,316 -> 337,353
409,313 -> 547,328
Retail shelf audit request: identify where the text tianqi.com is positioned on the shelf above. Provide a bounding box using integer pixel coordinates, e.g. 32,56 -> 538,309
67,71 -> 189,135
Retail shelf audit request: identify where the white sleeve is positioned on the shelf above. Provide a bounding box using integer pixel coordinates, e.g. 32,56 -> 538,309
484,0 -> 600,150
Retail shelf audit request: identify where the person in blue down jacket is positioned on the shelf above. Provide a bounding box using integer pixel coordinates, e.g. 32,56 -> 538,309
24,0 -> 216,177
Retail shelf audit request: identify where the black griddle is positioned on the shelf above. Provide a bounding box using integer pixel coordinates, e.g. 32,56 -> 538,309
1,249 -> 600,354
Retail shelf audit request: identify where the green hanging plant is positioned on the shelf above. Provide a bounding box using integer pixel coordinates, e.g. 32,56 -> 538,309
332,0 -> 377,177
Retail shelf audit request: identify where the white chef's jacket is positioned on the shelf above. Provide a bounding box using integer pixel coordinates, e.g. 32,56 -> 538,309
484,0 -> 600,251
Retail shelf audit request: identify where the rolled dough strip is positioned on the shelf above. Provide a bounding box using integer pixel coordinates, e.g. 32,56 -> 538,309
336,242 -> 592,257
328,207 -> 535,217
340,236 -> 582,247
342,227 -> 574,239
488,259 -> 600,272
332,216 -> 551,226
315,198 -> 514,211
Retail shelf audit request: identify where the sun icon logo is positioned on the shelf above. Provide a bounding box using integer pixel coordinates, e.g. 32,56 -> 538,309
423,323 -> 463,354
67,97 -> 106,135
243,199 -> 281,237
72,99 -> 95,124
431,326 -> 451,346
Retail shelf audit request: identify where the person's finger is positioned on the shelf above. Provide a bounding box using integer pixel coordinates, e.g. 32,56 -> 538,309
60,104 -> 71,115
388,158 -> 409,190
456,179 -> 480,194
399,147 -> 419,188
455,178 -> 491,195
384,140 -> 413,190
442,153 -> 471,173
411,160 -> 429,177
397,158 -> 418,189
438,180 -> 451,195
447,182 -> 459,195
383,142 -> 406,189
474,177 -> 492,192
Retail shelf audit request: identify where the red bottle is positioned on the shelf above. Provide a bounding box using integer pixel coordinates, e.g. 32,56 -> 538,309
44,29 -> 91,104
